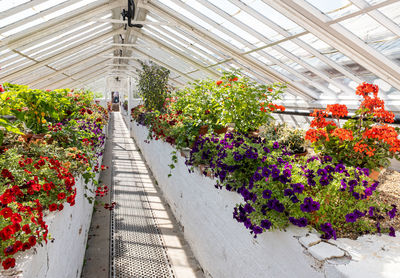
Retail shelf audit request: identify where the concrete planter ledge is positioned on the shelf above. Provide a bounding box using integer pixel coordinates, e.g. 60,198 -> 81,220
0,131 -> 107,278
130,122 -> 400,278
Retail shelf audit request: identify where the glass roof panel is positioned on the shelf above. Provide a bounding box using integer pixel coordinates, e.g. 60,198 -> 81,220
305,0 -> 359,19
0,0 -> 30,13
240,0 -> 305,34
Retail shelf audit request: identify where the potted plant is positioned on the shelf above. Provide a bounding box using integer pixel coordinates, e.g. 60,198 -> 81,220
171,70 -> 286,135
136,60 -> 170,112
305,82 -> 399,178
279,126 -> 307,155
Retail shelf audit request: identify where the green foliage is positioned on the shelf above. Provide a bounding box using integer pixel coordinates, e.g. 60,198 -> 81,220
137,60 -> 170,111
172,70 -> 286,133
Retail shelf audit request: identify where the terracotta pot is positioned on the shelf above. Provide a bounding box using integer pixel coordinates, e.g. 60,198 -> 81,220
213,126 -> 228,135
248,129 -> 259,138
32,133 -> 46,140
293,150 -> 308,159
369,167 -> 383,181
199,125 -> 209,136
294,150 -> 308,157
22,133 -> 33,143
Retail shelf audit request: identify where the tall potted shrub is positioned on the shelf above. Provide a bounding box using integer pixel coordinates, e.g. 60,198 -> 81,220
136,60 -> 170,112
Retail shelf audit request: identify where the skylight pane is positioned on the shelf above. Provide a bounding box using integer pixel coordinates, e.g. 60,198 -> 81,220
339,14 -> 392,43
241,0 -> 304,34
0,9 -> 36,28
0,0 -> 29,13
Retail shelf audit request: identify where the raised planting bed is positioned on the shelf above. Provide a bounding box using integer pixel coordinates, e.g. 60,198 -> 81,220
131,122 -> 400,278
0,132 -> 106,278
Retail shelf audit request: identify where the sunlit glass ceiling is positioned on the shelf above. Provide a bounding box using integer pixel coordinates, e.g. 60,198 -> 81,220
0,0 -> 400,109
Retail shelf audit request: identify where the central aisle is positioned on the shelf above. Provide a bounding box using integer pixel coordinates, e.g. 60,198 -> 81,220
82,112 -> 203,278
111,112 -> 174,277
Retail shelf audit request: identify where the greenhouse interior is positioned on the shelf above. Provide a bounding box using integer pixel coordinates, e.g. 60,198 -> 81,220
1,0 -> 400,277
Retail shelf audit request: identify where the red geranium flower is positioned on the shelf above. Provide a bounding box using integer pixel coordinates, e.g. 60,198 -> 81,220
57,192 -> 66,200
0,208 -> 13,219
28,236 -> 37,247
22,242 -> 31,251
216,80 -> 223,86
22,224 -> 31,234
11,213 -> 22,224
49,204 -> 58,212
2,258 -> 15,270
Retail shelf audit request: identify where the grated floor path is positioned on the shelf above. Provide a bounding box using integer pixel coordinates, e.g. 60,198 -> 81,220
110,112 -> 174,278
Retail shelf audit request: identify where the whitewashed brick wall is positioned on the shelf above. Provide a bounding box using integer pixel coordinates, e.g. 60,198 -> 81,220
130,122 -> 400,278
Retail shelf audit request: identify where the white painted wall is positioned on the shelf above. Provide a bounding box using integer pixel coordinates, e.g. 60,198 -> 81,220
130,122 -> 400,278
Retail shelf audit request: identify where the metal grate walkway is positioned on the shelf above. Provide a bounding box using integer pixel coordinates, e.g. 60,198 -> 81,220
110,112 -> 175,278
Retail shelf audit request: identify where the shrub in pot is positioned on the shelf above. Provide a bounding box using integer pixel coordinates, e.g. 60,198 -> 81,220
136,60 -> 170,112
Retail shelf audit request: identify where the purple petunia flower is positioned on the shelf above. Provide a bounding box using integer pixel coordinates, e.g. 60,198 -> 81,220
262,167 -> 271,178
324,165 -> 334,173
271,168 -> 280,179
284,189 -> 293,196
389,227 -> 396,237
260,219 -> 272,229
290,195 -> 299,203
388,205 -> 397,219
253,171 -> 263,181
307,178 -> 316,187
233,152 -> 243,161
376,222 -> 381,233
262,189 -> 272,199
243,203 -> 255,214
368,206 -> 375,217
292,183 -> 304,194
348,179 -> 358,187
320,222 -> 336,240
317,169 -> 328,176
263,147 -> 271,153
352,192 -> 360,199
362,168 -> 370,176
273,141 -> 279,149
319,176 -> 330,186
283,169 -> 291,178
340,179 -> 347,191
335,163 -> 346,173
252,225 -> 263,236
244,218 -> 252,229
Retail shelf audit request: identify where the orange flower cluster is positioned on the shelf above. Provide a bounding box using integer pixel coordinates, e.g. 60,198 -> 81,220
356,82 -> 379,98
259,103 -> 285,112
332,128 -> 353,141
305,129 -> 329,143
326,104 -> 348,118
354,142 -> 376,157
306,82 -> 400,169
310,109 -> 337,129
357,83 -> 395,123
363,125 -> 398,145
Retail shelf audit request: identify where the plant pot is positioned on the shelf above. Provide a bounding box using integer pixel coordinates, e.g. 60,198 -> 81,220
294,150 -> 308,157
180,148 -> 191,158
248,129 -> 259,138
369,167 -> 383,181
32,133 -> 46,140
213,126 -> 228,135
199,125 -> 209,136
22,133 -> 33,143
